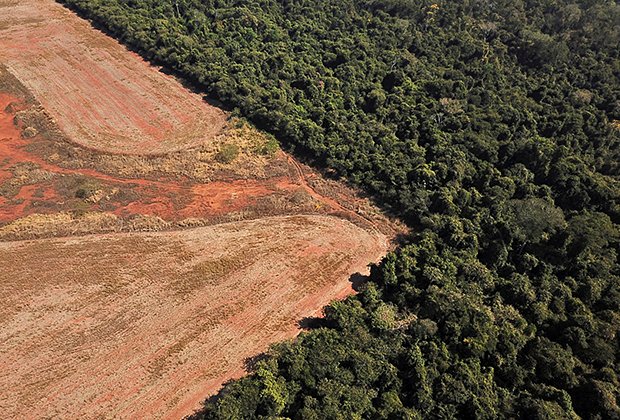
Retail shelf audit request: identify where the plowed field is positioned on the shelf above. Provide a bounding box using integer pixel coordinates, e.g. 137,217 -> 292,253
0,0 -> 226,155
0,216 -> 388,418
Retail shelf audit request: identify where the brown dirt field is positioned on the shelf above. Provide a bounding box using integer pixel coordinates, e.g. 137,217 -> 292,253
0,0 -> 227,155
0,215 -> 389,419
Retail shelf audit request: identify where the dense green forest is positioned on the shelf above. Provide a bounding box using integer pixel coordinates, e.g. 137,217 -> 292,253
58,0 -> 620,418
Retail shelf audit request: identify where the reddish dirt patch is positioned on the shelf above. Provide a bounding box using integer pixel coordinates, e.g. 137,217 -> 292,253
0,93 -> 404,238
0,93 -> 305,225
0,216 -> 388,419
0,0 -> 226,155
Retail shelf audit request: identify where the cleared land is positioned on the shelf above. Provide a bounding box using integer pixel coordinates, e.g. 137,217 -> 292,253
0,0 -> 403,418
0,0 -> 226,154
0,90 -> 401,239
0,216 -> 388,419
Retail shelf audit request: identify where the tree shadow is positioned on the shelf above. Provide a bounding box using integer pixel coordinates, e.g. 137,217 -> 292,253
349,271 -> 369,292
243,352 -> 269,373
297,271 -> 370,331
297,316 -> 327,330
393,231 -> 412,246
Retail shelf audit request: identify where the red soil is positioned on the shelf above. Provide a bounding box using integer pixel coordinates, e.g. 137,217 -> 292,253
0,94 -> 311,225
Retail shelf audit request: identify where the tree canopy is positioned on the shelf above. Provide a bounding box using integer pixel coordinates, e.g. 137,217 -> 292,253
58,0 -> 620,418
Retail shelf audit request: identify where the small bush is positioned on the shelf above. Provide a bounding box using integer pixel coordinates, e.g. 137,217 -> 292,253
74,180 -> 100,200
256,137 -> 279,156
215,143 -> 240,163
22,126 -> 38,138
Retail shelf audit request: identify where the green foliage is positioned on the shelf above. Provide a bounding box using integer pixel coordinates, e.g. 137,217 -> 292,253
59,0 -> 620,418
256,136 -> 279,156
215,143 -> 240,163
503,198 -> 566,244
256,361 -> 288,416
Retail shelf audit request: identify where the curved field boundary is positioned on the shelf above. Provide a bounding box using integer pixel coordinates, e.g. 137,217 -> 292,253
0,215 -> 389,419
0,0 -> 226,155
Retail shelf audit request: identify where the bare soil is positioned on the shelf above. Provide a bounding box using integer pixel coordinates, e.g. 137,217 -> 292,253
0,0 -> 226,155
0,216 -> 389,419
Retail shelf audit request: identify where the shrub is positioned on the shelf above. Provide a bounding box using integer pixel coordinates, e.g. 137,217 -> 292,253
215,143 -> 240,163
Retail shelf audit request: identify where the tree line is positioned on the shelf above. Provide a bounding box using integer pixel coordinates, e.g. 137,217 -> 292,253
58,0 -> 620,418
